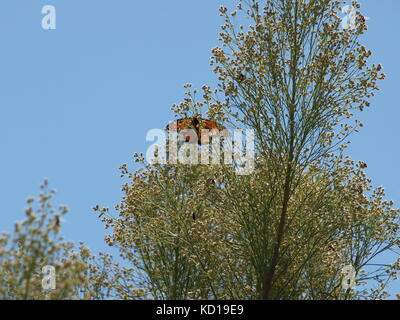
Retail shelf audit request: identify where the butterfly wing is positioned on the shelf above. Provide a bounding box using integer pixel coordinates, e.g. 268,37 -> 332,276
166,118 -> 199,143
198,119 -> 225,144
166,118 -> 224,144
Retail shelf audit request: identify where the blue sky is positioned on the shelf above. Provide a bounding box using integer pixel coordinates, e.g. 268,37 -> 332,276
0,1 -> 399,297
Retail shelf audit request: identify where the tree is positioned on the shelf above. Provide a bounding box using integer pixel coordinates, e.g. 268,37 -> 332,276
0,180 -> 139,300
208,0 -> 388,299
100,0 -> 400,300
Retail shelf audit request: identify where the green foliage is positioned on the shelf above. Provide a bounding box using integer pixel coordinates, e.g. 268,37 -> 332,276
0,180 -> 138,300
103,153 -> 400,299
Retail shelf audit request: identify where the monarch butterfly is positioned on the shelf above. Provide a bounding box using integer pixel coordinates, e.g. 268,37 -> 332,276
165,117 -> 224,145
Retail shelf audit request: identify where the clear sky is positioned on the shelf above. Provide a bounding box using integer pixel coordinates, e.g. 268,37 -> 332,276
0,0 -> 399,297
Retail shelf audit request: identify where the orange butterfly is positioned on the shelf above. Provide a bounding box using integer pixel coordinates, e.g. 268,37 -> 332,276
165,117 -> 224,145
